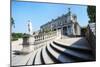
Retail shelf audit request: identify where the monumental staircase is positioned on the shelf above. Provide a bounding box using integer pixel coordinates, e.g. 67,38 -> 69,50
25,37 -> 95,65
12,36 -> 95,66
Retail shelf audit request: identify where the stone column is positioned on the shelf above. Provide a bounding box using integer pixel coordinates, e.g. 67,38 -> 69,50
72,23 -> 75,35
67,26 -> 69,35
56,29 -> 62,39
76,25 -> 81,35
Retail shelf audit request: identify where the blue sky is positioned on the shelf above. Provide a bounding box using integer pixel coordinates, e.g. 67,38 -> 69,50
12,0 -> 89,33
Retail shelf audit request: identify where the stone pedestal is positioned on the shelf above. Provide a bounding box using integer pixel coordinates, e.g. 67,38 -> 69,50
21,35 -> 35,53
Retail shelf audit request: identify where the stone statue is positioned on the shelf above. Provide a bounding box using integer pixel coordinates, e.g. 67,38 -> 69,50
27,20 -> 35,45
21,20 -> 35,53
28,20 -> 33,35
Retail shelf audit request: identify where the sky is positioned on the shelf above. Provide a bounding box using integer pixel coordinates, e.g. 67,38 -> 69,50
12,0 -> 89,33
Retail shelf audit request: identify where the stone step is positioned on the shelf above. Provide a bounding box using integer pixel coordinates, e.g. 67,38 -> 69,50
46,43 -> 74,63
26,51 -> 38,65
54,37 -> 92,50
53,40 -> 94,58
40,48 -> 45,64
33,48 -> 42,65
51,42 -> 94,61
32,51 -> 38,65
49,43 -> 83,62
45,46 -> 61,63
53,41 -> 92,53
42,45 -> 55,64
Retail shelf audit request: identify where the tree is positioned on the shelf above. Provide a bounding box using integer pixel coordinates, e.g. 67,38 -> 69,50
81,27 -> 87,36
12,33 -> 24,41
11,17 -> 15,28
87,6 -> 96,23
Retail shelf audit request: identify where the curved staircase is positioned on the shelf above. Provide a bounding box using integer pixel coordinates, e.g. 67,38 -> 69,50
28,38 -> 95,65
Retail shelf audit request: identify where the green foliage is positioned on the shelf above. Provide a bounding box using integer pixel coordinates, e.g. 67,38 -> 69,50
81,27 -> 87,36
22,33 -> 30,38
43,28 -> 51,33
12,33 -> 24,41
87,6 -> 96,23
11,18 -> 14,24
11,17 -> 15,28
12,33 -> 23,38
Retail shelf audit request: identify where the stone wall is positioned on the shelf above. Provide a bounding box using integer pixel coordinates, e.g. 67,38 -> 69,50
86,23 -> 96,57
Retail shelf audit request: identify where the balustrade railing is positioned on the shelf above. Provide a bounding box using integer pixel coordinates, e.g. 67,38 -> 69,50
34,31 -> 57,44
33,31 -> 57,50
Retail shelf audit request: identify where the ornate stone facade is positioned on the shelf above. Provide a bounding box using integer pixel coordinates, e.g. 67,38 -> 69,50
40,8 -> 81,36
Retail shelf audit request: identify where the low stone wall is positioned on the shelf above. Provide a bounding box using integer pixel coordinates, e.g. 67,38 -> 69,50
86,23 -> 96,57
12,38 -> 23,45
12,38 -> 23,52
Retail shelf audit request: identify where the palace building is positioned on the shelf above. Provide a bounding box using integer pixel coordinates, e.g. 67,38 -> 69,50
40,8 -> 81,36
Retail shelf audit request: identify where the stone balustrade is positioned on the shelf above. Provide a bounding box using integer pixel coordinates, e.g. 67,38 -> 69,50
12,30 -> 61,51
34,31 -> 57,45
32,31 -> 59,50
